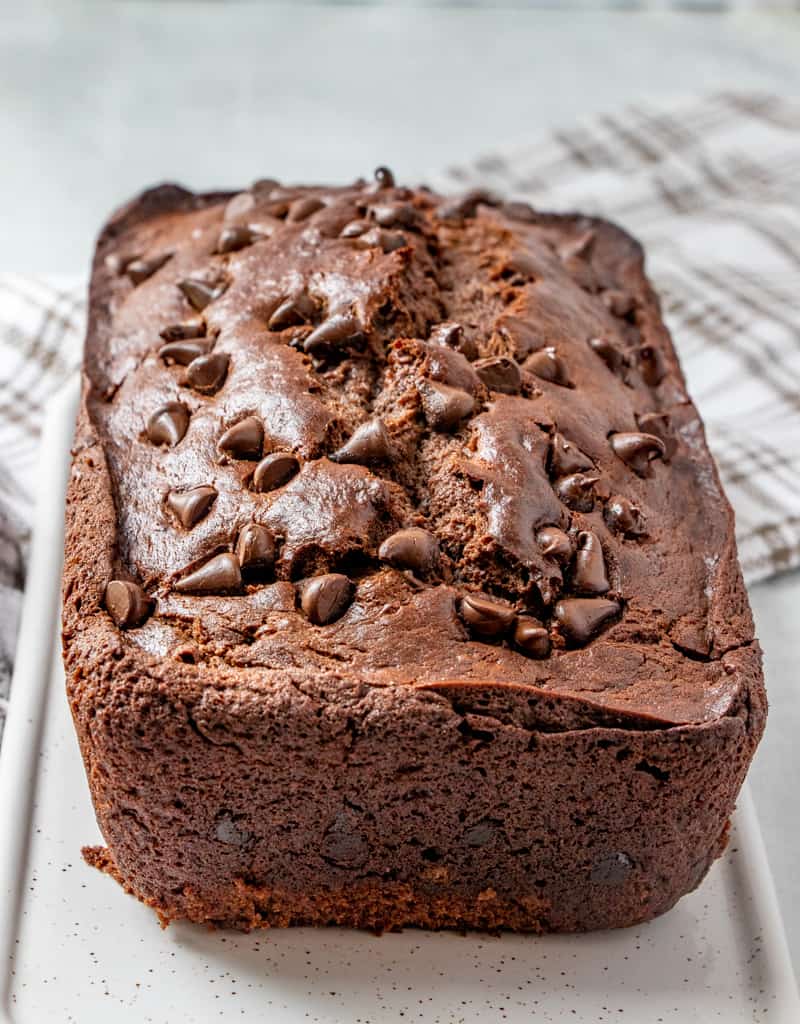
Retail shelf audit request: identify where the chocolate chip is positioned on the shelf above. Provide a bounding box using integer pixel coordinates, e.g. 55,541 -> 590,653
105,580 -> 152,629
501,201 -> 537,223
524,346 -> 572,387
419,381 -> 474,432
330,418 -> 393,465
216,225 -> 255,253
638,344 -> 666,386
604,495 -> 646,537
371,202 -> 417,228
550,432 -> 593,476
591,851 -> 634,886
495,316 -> 544,360
554,598 -> 620,646
553,473 -> 599,512
267,293 -> 316,331
218,416 -> 264,460
460,593 -> 515,639
214,812 -> 253,848
287,196 -> 325,222
159,321 -> 207,343
178,277 -> 227,312
301,573 -> 354,625
573,531 -> 610,595
174,552 -> 242,594
439,188 -> 496,220
463,820 -> 497,848
513,616 -> 551,658
146,402 -> 189,446
235,523 -> 276,575
603,290 -> 635,318
126,252 -> 172,285
358,227 -> 407,253
474,356 -> 521,394
184,352 -> 229,394
429,321 -> 478,361
159,338 -> 214,366
536,526 -> 573,563
588,336 -> 625,374
321,811 -> 369,868
637,411 -> 676,460
560,230 -> 595,262
340,218 -> 371,238
303,313 -> 366,356
609,432 -> 666,477
253,452 -> 300,492
105,252 -> 139,275
505,251 -> 538,280
373,166 -> 395,189
379,528 -> 440,576
166,485 -> 217,529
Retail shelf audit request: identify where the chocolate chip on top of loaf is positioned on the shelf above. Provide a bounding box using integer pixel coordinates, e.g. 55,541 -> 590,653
64,171 -> 764,935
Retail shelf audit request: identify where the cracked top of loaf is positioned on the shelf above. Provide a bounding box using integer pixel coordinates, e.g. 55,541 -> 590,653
66,173 -> 758,728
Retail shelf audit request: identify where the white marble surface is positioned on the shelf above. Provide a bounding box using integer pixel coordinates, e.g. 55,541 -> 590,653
4,0 -> 799,973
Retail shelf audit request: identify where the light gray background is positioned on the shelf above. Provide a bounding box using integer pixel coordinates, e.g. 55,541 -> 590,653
3,0 -> 799,972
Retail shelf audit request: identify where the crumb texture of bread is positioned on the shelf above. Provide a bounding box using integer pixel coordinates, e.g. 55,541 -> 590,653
63,175 -> 765,933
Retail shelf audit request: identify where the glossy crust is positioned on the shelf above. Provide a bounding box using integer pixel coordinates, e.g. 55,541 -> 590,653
62,180 -> 765,933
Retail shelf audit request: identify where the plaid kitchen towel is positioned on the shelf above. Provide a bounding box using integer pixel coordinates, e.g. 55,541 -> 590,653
1,92 -> 799,739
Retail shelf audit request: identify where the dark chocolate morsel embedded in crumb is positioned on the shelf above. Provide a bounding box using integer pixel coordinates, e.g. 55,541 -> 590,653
287,196 -> 325,222
438,188 -> 496,220
379,528 -> 440,576
104,580 -> 152,629
159,339 -> 213,365
428,321 -> 478,362
573,531 -> 610,595
253,452 -> 300,492
524,346 -> 572,387
303,314 -> 365,356
371,202 -> 417,229
560,229 -> 595,262
373,166 -> 395,189
268,293 -> 316,330
638,343 -> 666,386
178,277 -> 227,312
358,227 -> 407,253
496,315 -> 544,360
419,381 -> 474,431
174,552 -> 242,594
166,485 -> 217,529
550,432 -> 593,477
609,432 -> 666,477
501,200 -> 537,222
554,597 -> 620,646
591,852 -> 634,886
536,526 -> 573,563
604,495 -> 647,537
159,321 -> 207,343
330,418 -> 393,464
184,352 -> 229,394
235,523 -> 276,574
340,218 -> 371,238
126,252 -> 172,285
513,616 -> 551,659
637,411 -> 676,460
218,417 -> 264,459
588,336 -> 625,374
474,356 -> 521,395
146,402 -> 189,447
301,573 -> 354,625
554,472 -> 598,512
602,289 -> 635,318
216,225 -> 255,253
459,593 -> 516,638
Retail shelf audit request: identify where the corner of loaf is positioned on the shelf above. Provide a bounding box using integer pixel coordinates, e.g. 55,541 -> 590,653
62,167 -> 765,934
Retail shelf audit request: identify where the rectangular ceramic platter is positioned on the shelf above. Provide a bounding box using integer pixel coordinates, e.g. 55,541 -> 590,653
0,379 -> 797,1024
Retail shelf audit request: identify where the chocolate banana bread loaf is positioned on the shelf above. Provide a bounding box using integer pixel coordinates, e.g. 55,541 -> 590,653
62,170 -> 765,933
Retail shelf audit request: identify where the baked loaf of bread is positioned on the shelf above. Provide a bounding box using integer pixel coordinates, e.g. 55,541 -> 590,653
63,170 -> 765,933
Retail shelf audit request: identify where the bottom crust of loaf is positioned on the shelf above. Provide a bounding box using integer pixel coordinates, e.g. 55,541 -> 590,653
82,835 -> 725,935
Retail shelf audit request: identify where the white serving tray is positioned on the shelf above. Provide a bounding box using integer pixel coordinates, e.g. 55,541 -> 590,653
0,379 -> 797,1024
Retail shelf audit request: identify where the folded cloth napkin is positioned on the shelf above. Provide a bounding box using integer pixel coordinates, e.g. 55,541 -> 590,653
1,91 -> 799,741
